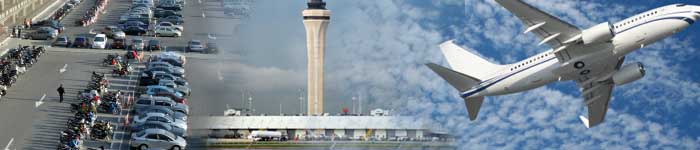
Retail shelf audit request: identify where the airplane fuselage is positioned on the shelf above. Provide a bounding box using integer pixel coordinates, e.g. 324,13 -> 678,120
465,4 -> 699,98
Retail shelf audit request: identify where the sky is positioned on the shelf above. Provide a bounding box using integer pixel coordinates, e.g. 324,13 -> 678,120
224,0 -> 700,149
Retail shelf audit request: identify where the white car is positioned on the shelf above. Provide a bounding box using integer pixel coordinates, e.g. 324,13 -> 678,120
185,40 -> 205,53
92,34 -> 107,49
131,128 -> 186,150
156,22 -> 183,31
154,27 -> 182,37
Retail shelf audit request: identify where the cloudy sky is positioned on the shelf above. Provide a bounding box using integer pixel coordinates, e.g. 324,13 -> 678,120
224,0 -> 700,149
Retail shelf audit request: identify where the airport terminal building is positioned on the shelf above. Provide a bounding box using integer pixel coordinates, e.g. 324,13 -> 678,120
191,115 -> 453,142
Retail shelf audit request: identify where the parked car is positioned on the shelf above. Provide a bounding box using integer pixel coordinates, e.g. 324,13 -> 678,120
137,106 -> 188,122
145,85 -> 187,103
130,128 -> 187,150
52,35 -> 71,47
159,16 -> 184,25
147,39 -> 162,51
130,121 -> 187,138
185,40 -> 205,53
91,34 -> 107,49
147,61 -> 185,74
130,38 -> 145,51
111,38 -> 126,49
32,20 -> 64,33
28,29 -> 55,40
154,10 -> 181,18
205,42 -> 219,54
73,36 -> 89,48
154,26 -> 181,37
38,27 -> 59,38
123,26 -> 148,36
156,22 -> 183,31
132,112 -> 187,129
145,66 -> 185,78
123,21 -> 149,29
159,79 -> 190,96
140,71 -> 188,87
158,0 -> 183,11
133,95 -> 189,115
103,25 -> 126,39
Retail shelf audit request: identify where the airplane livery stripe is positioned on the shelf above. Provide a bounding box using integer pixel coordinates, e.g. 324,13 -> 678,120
616,17 -> 694,34
461,57 -> 556,98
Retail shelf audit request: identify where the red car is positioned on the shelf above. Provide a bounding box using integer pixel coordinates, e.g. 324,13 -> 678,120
111,38 -> 126,49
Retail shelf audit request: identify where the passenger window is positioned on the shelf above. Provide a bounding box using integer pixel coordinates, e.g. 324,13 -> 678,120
146,134 -> 158,139
137,100 -> 150,105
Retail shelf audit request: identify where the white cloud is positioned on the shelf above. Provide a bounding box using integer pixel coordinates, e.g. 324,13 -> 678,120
228,0 -> 700,149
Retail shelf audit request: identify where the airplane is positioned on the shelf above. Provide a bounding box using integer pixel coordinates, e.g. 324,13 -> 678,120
427,1 -> 699,128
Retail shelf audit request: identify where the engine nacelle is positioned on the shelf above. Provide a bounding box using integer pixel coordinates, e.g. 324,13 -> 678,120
581,22 -> 615,45
612,62 -> 645,86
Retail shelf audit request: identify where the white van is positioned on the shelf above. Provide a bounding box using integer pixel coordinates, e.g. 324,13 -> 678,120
92,34 -> 107,49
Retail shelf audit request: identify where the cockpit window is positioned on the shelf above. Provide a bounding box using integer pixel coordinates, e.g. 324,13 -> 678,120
676,4 -> 686,7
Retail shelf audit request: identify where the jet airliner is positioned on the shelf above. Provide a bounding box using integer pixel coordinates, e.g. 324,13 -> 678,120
427,1 -> 699,128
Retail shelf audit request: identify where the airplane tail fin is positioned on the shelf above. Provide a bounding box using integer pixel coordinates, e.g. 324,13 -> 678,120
426,63 -> 484,120
439,40 -> 505,80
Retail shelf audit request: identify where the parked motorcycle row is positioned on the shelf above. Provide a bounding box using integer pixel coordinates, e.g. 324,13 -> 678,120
104,53 -> 133,76
0,45 -> 46,97
77,0 -> 110,26
53,0 -> 83,21
59,73 -> 117,150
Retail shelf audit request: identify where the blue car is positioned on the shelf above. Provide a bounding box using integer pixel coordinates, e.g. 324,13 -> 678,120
145,85 -> 186,103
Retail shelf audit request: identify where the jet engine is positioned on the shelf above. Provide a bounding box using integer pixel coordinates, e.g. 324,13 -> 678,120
582,22 -> 615,45
612,62 -> 645,86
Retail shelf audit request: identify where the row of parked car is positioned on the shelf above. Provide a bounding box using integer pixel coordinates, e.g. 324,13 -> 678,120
130,52 -> 190,150
116,0 -> 186,37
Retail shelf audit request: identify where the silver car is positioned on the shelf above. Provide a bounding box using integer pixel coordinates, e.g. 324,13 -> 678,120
131,121 -> 187,138
147,61 -> 185,74
186,40 -> 205,53
131,112 -> 187,131
159,80 -> 190,96
137,106 -> 187,121
134,95 -> 189,115
131,128 -> 186,150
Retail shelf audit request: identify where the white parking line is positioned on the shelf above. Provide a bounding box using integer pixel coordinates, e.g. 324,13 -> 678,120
35,94 -> 46,108
217,63 -> 223,81
3,137 -> 13,150
59,64 -> 68,73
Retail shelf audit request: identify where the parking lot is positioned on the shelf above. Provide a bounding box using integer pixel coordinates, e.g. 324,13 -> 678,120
0,0 -> 244,149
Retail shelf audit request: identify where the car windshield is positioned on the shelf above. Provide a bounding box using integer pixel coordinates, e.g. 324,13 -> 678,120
191,41 -> 201,45
134,131 -> 147,137
94,37 -> 105,42
57,37 -> 67,41
150,40 -> 160,44
76,38 -> 85,41
134,40 -> 143,44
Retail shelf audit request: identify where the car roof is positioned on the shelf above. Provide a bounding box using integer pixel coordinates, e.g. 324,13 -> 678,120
140,121 -> 172,129
138,95 -> 174,101
145,112 -> 168,117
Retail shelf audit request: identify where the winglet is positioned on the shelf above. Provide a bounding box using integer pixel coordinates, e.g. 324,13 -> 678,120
579,115 -> 590,128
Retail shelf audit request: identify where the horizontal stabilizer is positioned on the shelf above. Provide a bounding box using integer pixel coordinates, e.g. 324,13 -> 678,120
426,63 -> 480,92
426,63 -> 485,120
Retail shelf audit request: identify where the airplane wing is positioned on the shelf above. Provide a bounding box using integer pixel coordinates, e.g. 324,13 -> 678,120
495,0 -> 581,48
576,57 -> 624,128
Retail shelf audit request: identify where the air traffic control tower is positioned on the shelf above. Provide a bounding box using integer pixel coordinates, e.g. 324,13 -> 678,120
303,0 -> 330,115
